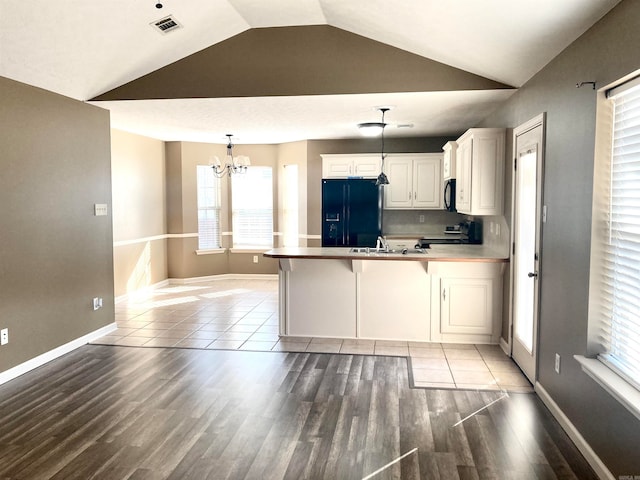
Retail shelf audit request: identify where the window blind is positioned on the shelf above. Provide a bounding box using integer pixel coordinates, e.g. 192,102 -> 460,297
196,165 -> 222,249
231,167 -> 273,248
598,81 -> 640,389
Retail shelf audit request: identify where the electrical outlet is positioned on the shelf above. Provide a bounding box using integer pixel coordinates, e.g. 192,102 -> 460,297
253,255 -> 259,264
419,214 -> 425,223
1,328 -> 8,346
94,203 -> 108,216
555,353 -> 561,374
93,297 -> 103,311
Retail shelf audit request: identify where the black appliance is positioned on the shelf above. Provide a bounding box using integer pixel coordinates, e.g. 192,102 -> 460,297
415,220 -> 482,248
322,179 -> 382,247
415,237 -> 463,248
461,220 -> 482,244
443,178 -> 456,212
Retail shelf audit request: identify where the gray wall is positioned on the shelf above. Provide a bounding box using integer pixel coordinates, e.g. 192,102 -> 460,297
111,129 -> 168,298
479,0 -> 640,475
0,76 -> 114,373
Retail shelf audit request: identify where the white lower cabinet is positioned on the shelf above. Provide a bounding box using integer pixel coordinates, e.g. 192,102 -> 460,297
429,262 -> 504,344
279,257 -> 503,344
440,277 -> 493,335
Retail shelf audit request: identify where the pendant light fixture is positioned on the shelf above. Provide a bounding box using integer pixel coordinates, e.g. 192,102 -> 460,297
358,107 -> 390,185
211,134 -> 251,178
375,108 -> 390,186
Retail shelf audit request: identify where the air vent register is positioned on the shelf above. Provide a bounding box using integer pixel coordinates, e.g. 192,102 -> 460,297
151,15 -> 182,34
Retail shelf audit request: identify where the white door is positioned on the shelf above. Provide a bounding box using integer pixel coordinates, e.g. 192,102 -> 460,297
511,114 -> 545,383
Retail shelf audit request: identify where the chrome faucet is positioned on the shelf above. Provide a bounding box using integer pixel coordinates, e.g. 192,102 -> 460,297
376,235 -> 389,252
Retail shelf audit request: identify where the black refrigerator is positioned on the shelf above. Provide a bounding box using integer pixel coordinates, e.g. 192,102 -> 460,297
321,179 -> 383,247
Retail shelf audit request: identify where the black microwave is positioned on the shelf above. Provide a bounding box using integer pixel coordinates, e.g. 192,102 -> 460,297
444,179 -> 456,212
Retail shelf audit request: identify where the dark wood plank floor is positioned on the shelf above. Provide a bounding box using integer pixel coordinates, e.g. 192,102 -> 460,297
0,345 -> 597,479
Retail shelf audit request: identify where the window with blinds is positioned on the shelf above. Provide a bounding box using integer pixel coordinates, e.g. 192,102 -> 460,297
594,77 -> 640,389
231,166 -> 273,248
196,165 -> 222,250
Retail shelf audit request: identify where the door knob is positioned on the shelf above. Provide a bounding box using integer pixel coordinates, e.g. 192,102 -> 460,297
528,272 -> 538,278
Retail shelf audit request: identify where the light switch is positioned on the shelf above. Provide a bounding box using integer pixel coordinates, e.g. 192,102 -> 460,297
94,204 -> 108,216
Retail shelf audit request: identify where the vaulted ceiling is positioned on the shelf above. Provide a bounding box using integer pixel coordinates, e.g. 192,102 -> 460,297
0,0 -> 622,143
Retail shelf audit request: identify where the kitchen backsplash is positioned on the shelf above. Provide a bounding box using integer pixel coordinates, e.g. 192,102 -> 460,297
481,215 -> 510,255
383,210 -> 467,236
383,210 -> 510,255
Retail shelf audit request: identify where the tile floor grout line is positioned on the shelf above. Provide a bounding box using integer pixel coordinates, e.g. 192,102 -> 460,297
102,279 -> 533,392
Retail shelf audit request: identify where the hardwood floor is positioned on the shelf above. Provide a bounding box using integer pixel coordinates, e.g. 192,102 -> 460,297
93,279 -> 533,392
0,345 -> 596,479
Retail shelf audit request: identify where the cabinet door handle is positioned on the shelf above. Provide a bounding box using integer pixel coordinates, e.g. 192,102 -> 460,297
443,288 -> 446,301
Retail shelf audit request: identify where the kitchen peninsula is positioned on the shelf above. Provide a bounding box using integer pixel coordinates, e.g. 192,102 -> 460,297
264,245 -> 509,345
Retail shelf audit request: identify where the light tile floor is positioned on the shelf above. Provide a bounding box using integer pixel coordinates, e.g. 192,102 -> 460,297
92,278 -> 532,393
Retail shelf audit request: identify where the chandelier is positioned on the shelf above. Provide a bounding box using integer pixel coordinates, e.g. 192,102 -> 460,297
211,134 -> 250,177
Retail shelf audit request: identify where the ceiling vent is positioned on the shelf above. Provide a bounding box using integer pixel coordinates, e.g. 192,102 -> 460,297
151,15 -> 182,34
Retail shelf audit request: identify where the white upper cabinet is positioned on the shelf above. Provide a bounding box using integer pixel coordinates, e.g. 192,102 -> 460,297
321,154 -> 380,178
455,128 -> 505,216
442,141 -> 457,180
384,154 -> 443,209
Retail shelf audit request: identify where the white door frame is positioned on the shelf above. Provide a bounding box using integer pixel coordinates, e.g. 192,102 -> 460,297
507,113 -> 546,383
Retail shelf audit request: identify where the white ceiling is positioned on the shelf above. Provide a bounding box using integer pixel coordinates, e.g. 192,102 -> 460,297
0,0 -> 621,144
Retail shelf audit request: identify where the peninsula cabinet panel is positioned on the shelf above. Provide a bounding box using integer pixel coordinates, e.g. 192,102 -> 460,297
275,254 -> 505,344
285,259 -> 356,338
358,261 -> 430,341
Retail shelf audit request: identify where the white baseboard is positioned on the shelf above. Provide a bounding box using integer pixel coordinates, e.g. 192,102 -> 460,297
0,323 -> 117,387
499,337 -> 510,356
535,382 -> 614,480
169,273 -> 278,284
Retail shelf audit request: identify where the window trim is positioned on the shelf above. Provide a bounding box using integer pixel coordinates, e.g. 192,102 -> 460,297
574,355 -> 640,421
228,248 -> 271,254
195,248 -> 226,256
584,70 -> 640,420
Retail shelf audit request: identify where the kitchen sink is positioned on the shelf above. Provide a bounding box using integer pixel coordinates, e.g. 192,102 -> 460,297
349,247 -> 426,255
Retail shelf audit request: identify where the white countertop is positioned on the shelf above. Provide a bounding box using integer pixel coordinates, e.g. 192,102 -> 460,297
264,245 -> 508,262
